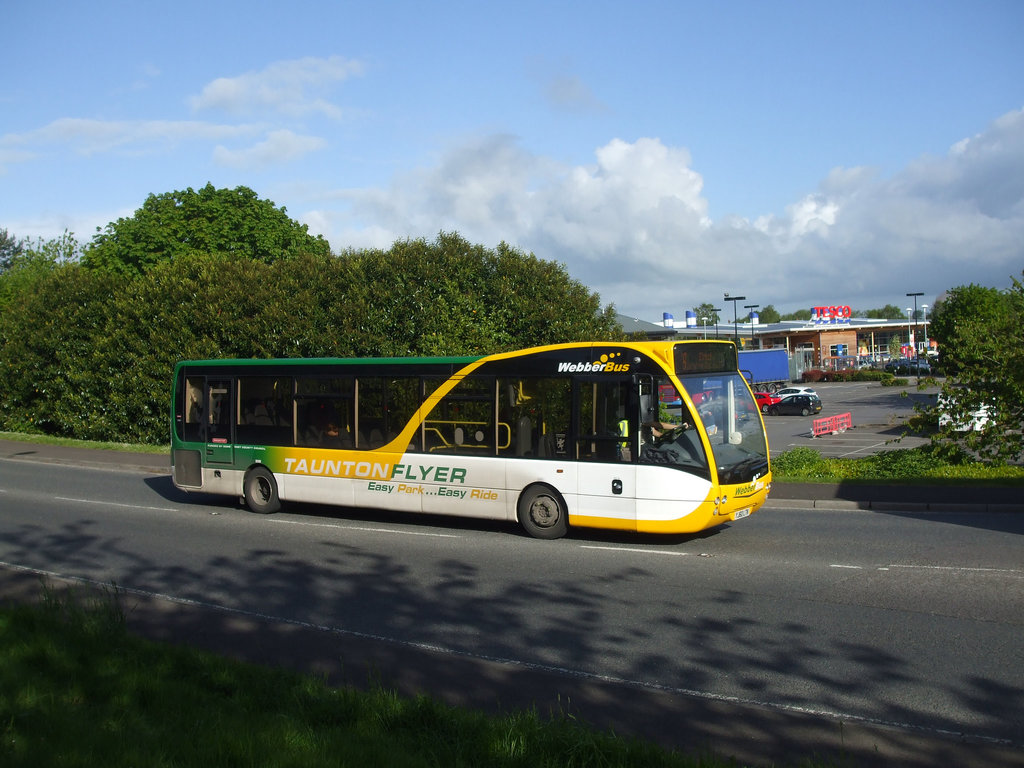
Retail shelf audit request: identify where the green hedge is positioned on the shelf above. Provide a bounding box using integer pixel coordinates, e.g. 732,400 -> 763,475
0,237 -> 621,445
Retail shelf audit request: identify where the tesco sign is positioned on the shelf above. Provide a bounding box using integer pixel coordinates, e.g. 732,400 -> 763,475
812,305 -> 852,324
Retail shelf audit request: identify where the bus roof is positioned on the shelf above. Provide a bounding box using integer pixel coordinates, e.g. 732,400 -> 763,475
175,355 -> 483,370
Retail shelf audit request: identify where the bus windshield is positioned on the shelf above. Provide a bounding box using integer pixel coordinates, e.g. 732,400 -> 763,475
673,371 -> 769,485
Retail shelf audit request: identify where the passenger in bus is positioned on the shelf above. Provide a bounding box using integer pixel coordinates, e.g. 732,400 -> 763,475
253,400 -> 273,425
322,422 -> 344,448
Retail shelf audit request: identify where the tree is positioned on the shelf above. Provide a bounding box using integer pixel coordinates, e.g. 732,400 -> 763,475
0,232 -> 622,444
0,262 -> 126,438
0,228 -> 25,272
780,308 -> 811,321
337,233 -> 622,357
926,275 -> 1024,464
758,304 -> 781,324
861,304 -> 905,320
0,231 -> 81,311
692,303 -> 721,334
928,284 -> 1007,374
82,183 -> 331,276
887,336 -> 902,360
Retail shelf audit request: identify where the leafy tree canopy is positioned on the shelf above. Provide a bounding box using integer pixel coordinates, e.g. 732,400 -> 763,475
926,275 -> 1024,464
82,183 -> 331,276
0,227 -> 26,272
780,309 -> 812,321
691,303 -> 721,327
0,231 -> 621,443
0,231 -> 81,311
860,304 -> 905,320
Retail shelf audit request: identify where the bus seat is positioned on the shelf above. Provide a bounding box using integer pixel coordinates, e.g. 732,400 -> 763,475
516,415 -> 532,456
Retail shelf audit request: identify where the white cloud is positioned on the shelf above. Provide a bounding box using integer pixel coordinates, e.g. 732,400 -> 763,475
213,129 -> 327,170
1,117 -> 255,158
190,55 -> 364,119
311,109 -> 1024,318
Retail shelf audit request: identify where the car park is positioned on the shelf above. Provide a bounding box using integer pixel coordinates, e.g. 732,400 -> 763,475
754,391 -> 781,413
768,394 -> 822,416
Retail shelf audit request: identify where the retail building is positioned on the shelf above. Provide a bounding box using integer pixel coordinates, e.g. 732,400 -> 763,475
618,308 -> 935,372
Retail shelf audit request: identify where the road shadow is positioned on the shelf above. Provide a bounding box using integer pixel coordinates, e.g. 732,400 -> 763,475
3,510 -> 1022,768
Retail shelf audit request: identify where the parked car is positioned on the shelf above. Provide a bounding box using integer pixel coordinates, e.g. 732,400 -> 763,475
885,358 -> 932,375
768,394 -> 823,416
775,386 -> 818,400
754,391 -> 781,413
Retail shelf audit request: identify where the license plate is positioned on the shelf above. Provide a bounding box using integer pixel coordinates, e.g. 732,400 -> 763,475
733,508 -> 751,520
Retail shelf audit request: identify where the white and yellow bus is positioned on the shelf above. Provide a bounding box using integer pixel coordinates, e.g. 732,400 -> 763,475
171,341 -> 771,538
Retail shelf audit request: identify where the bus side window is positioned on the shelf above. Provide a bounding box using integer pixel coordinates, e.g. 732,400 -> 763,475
577,379 -> 634,463
499,380 -> 535,457
497,377 -> 571,460
183,377 -> 204,443
426,375 -> 496,455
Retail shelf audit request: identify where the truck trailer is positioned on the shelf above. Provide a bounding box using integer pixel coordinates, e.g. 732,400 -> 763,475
738,348 -> 791,392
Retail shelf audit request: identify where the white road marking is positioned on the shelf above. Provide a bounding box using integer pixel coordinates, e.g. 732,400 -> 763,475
581,545 -> 691,556
268,518 -> 460,538
889,563 -> 1024,576
831,562 -> 1022,576
55,496 -> 176,512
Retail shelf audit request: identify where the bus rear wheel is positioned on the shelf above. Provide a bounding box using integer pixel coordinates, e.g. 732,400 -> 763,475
244,466 -> 280,514
517,485 -> 567,539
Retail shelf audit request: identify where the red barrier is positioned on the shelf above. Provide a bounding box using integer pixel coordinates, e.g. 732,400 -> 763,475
812,412 -> 852,437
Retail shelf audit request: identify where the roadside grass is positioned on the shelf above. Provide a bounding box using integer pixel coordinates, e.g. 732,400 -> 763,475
771,445 -> 1024,484
0,431 -> 169,455
0,587 -> 747,768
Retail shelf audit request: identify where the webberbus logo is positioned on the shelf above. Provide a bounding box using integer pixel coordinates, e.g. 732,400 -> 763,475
556,352 -> 631,373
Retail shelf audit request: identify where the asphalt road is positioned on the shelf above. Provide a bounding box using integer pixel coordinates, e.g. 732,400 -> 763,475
1,448 -> 1022,767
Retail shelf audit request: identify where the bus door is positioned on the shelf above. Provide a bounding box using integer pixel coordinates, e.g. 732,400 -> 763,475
574,377 -> 637,527
204,378 -> 235,466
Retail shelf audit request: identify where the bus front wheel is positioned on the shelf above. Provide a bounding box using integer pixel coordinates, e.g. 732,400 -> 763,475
244,466 -> 280,514
517,485 -> 568,539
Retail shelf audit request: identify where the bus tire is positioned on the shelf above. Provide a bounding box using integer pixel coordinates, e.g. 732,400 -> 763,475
244,466 -> 280,514
517,485 -> 568,539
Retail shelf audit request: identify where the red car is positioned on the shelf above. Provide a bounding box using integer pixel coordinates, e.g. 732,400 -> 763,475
754,391 -> 781,413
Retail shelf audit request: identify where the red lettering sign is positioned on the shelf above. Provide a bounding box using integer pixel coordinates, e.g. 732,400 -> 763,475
811,306 -> 852,322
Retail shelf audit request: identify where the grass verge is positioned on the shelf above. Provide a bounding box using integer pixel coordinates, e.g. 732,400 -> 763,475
771,445 -> 1024,484
1,586 -> 747,768
0,431 -> 169,455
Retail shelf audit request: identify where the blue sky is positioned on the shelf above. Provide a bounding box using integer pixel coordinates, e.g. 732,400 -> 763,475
3,0 -> 1022,320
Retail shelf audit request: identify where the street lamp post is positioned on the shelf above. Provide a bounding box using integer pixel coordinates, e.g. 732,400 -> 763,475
724,294 -> 746,348
701,316 -> 709,340
907,291 -> 924,382
906,292 -> 924,360
744,303 -> 759,350
921,304 -> 929,358
711,307 -> 722,339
